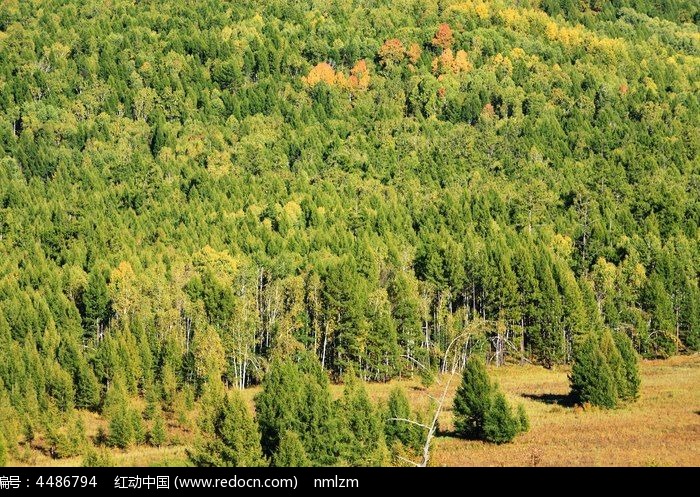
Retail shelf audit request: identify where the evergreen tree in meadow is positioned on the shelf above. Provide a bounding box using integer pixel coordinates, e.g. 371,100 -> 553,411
385,386 -> 422,451
190,391 -> 265,467
599,329 -> 626,400
613,331 -> 641,401
272,431 -> 311,467
483,391 -> 522,444
0,432 -> 7,467
338,375 -> 387,466
570,329 -> 641,408
453,357 -> 528,443
256,352 -> 341,466
108,406 -> 135,449
570,334 -> 618,408
453,357 -> 493,438
75,360 -> 100,411
149,409 -> 167,447
130,409 -> 146,445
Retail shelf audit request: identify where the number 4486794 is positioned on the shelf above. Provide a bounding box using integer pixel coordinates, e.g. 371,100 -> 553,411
35,476 -> 97,488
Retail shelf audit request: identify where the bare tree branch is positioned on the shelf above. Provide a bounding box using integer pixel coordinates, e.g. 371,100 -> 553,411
387,417 -> 431,430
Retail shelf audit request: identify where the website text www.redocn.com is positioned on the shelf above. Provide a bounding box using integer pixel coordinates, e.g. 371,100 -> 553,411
174,476 -> 297,489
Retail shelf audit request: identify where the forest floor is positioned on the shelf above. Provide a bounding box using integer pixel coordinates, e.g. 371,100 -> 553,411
14,354 -> 699,467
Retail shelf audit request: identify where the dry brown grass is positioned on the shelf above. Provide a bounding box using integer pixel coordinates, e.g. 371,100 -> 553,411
13,355 -> 699,467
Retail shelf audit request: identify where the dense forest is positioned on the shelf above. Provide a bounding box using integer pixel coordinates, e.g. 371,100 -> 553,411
0,0 -> 698,465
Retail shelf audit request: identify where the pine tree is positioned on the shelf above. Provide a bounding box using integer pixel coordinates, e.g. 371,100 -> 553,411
0,432 -> 6,467
599,329 -> 626,399
613,331 -> 641,401
46,362 -> 75,412
108,407 -> 134,449
75,362 -> 100,410
570,335 -> 618,408
483,391 -> 521,444
130,410 -> 146,445
190,391 -> 265,467
82,271 -> 110,338
517,404 -> 530,432
453,357 -> 528,443
272,431 -> 311,467
338,376 -> 387,466
385,387 -> 421,450
82,448 -> 113,467
149,409 -> 167,447
47,415 -> 88,458
256,352 -> 341,466
453,357 -> 493,438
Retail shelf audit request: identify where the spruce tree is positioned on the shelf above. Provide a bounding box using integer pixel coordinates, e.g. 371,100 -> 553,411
453,357 -> 528,443
570,335 -> 618,408
517,404 -> 530,432
108,407 -> 134,449
272,431 -> 311,467
385,387 -> 421,450
256,352 -> 340,466
338,376 -> 387,466
453,357 -> 493,438
190,391 -> 265,467
612,331 -> 641,401
483,392 -> 521,444
600,329 -> 626,398
130,410 -> 146,445
149,409 -> 167,447
0,432 -> 6,467
75,362 -> 100,411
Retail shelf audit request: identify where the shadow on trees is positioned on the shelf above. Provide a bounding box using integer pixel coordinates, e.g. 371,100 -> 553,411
523,393 -> 576,407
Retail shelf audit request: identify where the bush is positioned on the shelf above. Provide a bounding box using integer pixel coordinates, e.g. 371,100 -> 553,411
82,448 -> 113,467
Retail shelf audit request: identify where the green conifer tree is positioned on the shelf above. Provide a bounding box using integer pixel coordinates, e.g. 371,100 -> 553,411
190,391 -> 265,467
256,352 -> 341,466
272,431 -> 311,467
130,410 -> 146,445
82,448 -> 113,467
612,331 -> 641,401
149,410 -> 167,447
483,391 -> 521,444
517,404 -> 530,432
453,357 -> 493,438
338,376 -> 387,466
570,335 -> 618,408
0,432 -> 7,467
600,329 -> 626,399
385,387 -> 421,450
108,407 -> 135,449
454,357 -> 528,443
75,362 -> 100,411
